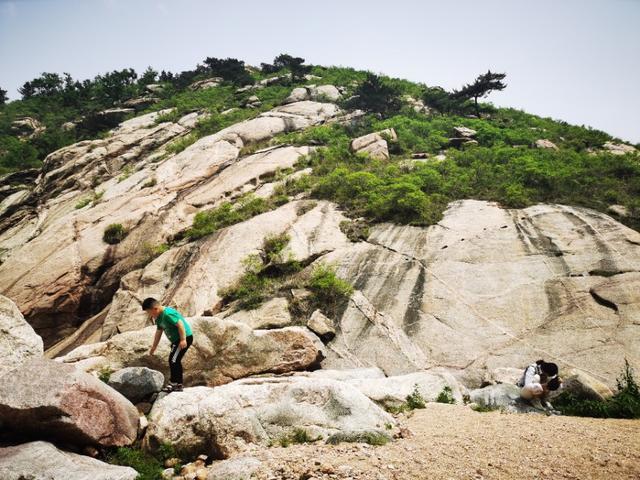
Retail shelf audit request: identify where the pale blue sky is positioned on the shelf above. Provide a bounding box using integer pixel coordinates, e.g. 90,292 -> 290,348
1,0 -> 639,142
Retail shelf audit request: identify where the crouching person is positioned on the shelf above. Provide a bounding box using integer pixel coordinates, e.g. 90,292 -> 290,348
518,359 -> 561,411
143,297 -> 194,392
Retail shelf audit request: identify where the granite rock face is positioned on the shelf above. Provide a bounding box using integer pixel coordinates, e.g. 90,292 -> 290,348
0,295 -> 43,379
0,358 -> 139,447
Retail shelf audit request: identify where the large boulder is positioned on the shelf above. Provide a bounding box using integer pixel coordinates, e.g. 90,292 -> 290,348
0,295 -> 43,378
207,456 -> 262,480
57,317 -> 324,386
350,128 -> 397,160
534,139 -> 559,150
552,368 -> 614,401
284,85 -> 342,104
469,384 -> 541,414
144,376 -> 395,458
10,117 -> 45,138
346,371 -> 465,407
0,358 -> 139,447
0,441 -> 138,480
108,366 -> 165,403
603,141 -> 636,155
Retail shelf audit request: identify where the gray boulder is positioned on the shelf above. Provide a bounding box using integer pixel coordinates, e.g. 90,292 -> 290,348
144,376 -> 394,458
306,309 -> 335,340
0,358 -> 139,447
0,441 -> 138,480
207,456 -> 262,480
469,383 -> 541,413
108,366 -> 165,403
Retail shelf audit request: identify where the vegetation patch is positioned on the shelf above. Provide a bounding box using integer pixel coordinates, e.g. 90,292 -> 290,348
277,428 -> 319,448
436,386 -> 456,404
326,430 -> 391,446
97,365 -> 114,383
554,361 -> 640,419
105,443 -> 178,480
187,194 -> 279,240
103,223 -> 128,245
386,384 -> 428,414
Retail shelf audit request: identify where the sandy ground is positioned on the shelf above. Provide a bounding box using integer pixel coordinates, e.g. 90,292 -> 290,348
245,403 -> 640,480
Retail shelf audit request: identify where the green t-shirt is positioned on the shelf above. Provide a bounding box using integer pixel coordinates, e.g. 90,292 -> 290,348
155,307 -> 192,343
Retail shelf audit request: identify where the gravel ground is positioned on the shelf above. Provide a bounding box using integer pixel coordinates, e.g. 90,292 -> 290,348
244,403 -> 640,480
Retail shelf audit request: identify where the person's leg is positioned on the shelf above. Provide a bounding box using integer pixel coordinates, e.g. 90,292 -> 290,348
169,336 -> 193,386
168,342 -> 180,384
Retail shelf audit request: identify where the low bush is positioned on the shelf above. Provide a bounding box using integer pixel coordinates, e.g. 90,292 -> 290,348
326,430 -> 391,446
386,384 -> 427,414
188,195 -> 274,240
106,447 -> 164,480
308,263 -> 354,305
435,386 -> 455,404
103,223 -> 127,244
554,361 -> 640,419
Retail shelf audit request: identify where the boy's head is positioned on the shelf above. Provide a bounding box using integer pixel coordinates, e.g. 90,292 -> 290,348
142,297 -> 162,317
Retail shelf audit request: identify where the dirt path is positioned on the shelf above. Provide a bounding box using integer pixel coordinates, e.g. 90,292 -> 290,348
247,403 -> 640,480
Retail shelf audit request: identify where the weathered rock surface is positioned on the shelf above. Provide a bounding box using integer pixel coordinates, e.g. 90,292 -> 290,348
190,77 -> 223,90
319,200 -> 640,388
534,139 -> 559,150
603,141 -> 636,155
306,309 -> 336,341
58,317 -> 324,386
350,128 -> 397,160
0,295 -> 43,378
144,376 -> 394,458
223,297 -> 293,329
0,357 -> 139,447
101,200 -> 349,337
453,126 -> 477,138
0,99 -> 341,348
10,117 -> 45,138
469,383 -> 541,413
0,441 -> 138,480
346,371 -> 465,407
207,456 -> 262,480
552,368 -> 614,401
108,366 -> 165,402
284,85 -> 342,104
608,204 -> 629,218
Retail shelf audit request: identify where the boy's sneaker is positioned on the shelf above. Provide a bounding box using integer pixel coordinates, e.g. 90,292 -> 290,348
161,383 -> 184,393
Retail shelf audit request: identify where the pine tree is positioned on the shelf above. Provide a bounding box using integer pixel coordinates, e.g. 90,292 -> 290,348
452,70 -> 507,117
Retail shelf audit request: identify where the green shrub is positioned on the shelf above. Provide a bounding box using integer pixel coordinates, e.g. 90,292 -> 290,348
308,263 -> 354,306
326,430 -> 391,446
106,447 -> 164,480
435,386 -> 455,404
98,366 -> 114,383
188,196 -> 268,239
263,233 -> 290,264
554,361 -> 640,419
471,403 -> 501,413
75,197 -> 91,209
339,220 -> 370,242
165,134 -> 197,155
103,223 -> 127,244
406,384 -> 427,409
219,255 -> 271,310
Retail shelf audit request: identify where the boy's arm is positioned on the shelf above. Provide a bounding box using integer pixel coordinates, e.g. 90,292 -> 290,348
177,320 -> 187,349
149,328 -> 163,355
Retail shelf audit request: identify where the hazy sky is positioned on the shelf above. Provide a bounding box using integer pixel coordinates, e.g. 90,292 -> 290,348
1,0 -> 639,143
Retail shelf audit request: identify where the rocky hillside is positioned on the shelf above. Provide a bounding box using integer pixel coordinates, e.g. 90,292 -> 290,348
1,58 -> 639,478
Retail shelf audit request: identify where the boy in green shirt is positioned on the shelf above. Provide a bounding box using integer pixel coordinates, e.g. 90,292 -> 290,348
143,297 -> 193,392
